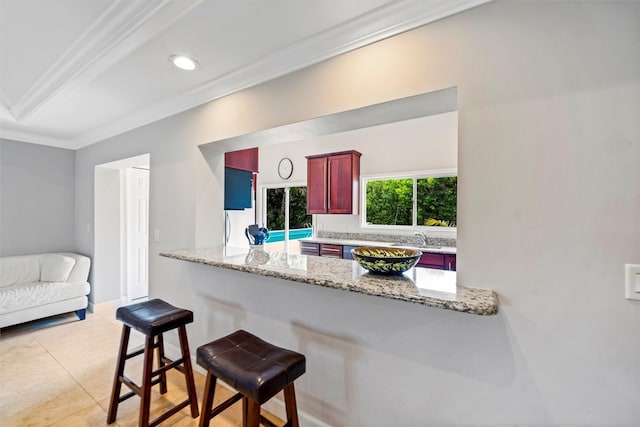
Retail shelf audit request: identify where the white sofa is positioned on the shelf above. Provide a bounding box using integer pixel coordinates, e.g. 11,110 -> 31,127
0,252 -> 91,329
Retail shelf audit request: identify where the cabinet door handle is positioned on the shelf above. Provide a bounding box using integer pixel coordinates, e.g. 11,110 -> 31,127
327,159 -> 331,211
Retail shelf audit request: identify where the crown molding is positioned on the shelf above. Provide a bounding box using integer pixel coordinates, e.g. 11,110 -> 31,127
70,0 -> 490,149
0,90 -> 15,122
3,0 -> 488,149
0,104 -> 15,123
9,0 -> 201,122
0,126 -> 70,148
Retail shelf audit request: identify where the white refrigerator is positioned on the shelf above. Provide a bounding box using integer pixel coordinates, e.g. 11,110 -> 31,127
224,207 -> 256,248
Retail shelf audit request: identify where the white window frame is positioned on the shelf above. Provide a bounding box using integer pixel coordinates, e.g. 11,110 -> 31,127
360,168 -> 457,239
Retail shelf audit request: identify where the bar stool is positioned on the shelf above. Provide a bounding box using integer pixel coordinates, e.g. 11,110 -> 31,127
196,329 -> 306,427
107,299 -> 199,427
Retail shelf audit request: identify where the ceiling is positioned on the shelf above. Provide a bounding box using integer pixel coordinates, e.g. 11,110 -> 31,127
0,0 -> 487,150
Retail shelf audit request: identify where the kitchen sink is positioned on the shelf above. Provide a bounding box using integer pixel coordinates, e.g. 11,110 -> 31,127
391,243 -> 442,250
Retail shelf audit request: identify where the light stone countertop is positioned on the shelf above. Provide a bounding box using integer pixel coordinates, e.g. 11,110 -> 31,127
299,237 -> 457,254
160,247 -> 496,316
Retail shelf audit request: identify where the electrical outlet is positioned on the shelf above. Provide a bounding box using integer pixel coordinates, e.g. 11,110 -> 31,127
624,264 -> 640,301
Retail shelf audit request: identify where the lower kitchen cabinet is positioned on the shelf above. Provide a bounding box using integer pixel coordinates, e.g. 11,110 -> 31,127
300,242 -> 344,259
300,241 -> 455,271
417,252 -> 457,271
300,242 -> 320,256
320,244 -> 343,258
342,245 -> 358,260
444,254 -> 456,271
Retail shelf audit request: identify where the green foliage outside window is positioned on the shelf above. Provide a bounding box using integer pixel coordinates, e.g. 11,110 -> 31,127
266,187 -> 312,230
365,176 -> 456,227
288,187 -> 311,228
417,177 -> 457,226
266,188 -> 285,229
365,179 -> 413,225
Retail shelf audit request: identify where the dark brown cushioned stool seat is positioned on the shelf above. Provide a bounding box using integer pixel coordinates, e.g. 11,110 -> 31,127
107,299 -> 199,427
116,298 -> 194,336
197,330 -> 306,427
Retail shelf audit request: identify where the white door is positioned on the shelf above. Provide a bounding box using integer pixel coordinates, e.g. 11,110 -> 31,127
126,167 -> 149,300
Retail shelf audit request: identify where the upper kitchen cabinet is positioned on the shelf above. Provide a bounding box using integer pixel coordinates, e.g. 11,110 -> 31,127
224,147 -> 258,210
306,150 -> 361,214
225,147 -> 259,172
224,167 -> 253,210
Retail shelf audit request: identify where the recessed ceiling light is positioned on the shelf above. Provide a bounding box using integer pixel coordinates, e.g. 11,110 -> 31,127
170,55 -> 199,71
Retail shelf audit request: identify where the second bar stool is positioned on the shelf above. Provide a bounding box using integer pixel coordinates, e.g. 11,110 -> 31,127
107,299 -> 199,427
196,329 -> 306,427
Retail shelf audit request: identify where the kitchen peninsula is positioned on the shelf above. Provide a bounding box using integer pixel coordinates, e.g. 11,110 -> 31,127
160,247 -> 497,315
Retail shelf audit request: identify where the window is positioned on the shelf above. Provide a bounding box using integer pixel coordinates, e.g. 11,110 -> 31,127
363,171 -> 457,229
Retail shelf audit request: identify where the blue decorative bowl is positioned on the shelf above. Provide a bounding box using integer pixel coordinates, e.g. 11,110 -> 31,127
352,246 -> 422,275
245,225 -> 270,245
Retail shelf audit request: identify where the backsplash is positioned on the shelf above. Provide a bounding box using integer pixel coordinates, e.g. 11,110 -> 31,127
316,230 -> 456,248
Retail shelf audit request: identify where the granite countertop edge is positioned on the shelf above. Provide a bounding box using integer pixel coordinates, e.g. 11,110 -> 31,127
160,249 -> 497,316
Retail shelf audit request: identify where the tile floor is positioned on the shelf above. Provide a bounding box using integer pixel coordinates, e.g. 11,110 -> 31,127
0,303 -> 282,426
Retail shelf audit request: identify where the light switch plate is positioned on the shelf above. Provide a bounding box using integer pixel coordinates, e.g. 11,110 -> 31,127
624,264 -> 640,301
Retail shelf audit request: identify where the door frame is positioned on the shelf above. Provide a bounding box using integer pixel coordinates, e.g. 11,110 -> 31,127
93,153 -> 150,306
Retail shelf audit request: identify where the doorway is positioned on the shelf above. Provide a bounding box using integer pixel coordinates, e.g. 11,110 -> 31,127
94,154 -> 150,305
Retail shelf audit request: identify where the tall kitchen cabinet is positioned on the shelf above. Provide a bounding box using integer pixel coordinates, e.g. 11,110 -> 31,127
306,150 -> 361,214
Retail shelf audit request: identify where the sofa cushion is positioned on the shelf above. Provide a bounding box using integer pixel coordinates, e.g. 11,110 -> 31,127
0,281 -> 90,314
40,254 -> 76,282
0,255 -> 41,288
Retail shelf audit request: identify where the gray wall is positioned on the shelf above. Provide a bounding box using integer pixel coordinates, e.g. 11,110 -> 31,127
74,1 -> 639,425
93,167 -> 122,304
0,139 -> 76,256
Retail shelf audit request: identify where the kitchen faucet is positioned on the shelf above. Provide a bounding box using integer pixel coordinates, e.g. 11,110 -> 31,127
414,231 -> 427,246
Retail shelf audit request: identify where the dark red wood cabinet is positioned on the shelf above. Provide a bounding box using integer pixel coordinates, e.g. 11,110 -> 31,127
300,242 -> 343,259
302,240 -> 455,270
306,157 -> 328,213
417,252 -> 457,271
444,254 -> 456,271
300,241 -> 320,256
319,244 -> 343,259
306,150 -> 361,214
225,147 -> 259,172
